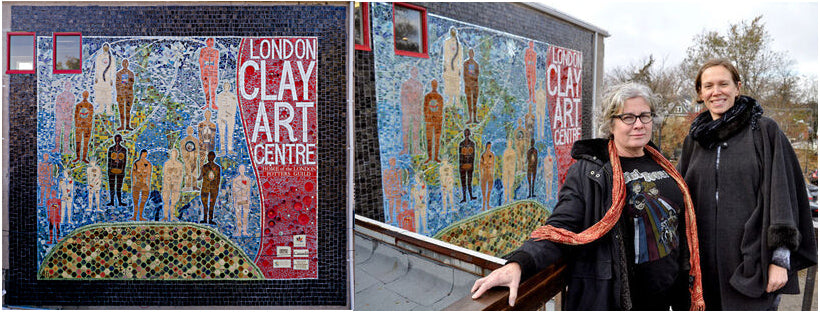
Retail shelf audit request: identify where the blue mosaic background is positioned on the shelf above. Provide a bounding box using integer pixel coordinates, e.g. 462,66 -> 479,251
371,3 -> 561,237
35,36 -> 263,269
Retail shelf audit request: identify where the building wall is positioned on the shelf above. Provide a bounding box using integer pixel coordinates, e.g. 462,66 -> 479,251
4,3 -> 348,307
354,2 -> 604,256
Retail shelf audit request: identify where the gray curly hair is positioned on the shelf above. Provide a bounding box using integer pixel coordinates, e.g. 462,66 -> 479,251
596,82 -> 658,138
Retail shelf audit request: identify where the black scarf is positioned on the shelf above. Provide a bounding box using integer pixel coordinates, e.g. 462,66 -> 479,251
689,95 -> 763,149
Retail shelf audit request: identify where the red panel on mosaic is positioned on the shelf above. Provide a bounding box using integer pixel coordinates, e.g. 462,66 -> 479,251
546,46 -> 583,184
236,37 -> 318,279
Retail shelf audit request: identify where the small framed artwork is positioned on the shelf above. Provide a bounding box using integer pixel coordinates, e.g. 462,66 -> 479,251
354,2 -> 371,51
6,32 -> 36,74
392,2 -> 428,58
53,32 -> 83,74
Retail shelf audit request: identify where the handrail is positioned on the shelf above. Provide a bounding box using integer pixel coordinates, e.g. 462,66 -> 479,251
444,262 -> 566,311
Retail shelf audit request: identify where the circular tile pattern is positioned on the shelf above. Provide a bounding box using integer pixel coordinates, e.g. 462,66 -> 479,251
38,222 -> 263,279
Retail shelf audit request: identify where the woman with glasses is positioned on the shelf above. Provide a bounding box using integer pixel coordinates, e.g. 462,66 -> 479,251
471,82 -> 705,310
677,59 -> 816,310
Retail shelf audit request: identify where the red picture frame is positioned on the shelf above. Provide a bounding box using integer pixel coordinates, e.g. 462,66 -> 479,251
354,2 -> 371,51
392,2 -> 428,58
52,32 -> 83,74
6,32 -> 36,74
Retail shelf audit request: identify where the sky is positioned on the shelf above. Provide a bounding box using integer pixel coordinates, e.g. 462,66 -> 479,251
539,0 -> 819,77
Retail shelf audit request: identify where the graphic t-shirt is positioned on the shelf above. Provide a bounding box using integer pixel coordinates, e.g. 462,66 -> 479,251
620,155 -> 687,295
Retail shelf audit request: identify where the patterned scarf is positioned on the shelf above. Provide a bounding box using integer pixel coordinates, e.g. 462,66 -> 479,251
530,140 -> 705,310
689,95 -> 763,149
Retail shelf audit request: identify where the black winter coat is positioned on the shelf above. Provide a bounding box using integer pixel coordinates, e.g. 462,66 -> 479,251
506,138 -> 689,310
678,98 -> 817,310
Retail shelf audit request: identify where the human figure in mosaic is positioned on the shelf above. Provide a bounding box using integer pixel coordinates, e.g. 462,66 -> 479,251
515,119 -> 528,172
72,91 -> 94,164
131,149 -> 152,221
106,134 -> 128,207
162,148 -> 184,221
535,81 -> 547,139
458,128 -> 477,203
93,43 -> 116,115
46,190 -> 61,244
87,158 -> 102,213
382,157 -> 403,222
198,110 -> 217,164
115,59 -> 135,131
525,41 -> 537,105
442,26 -> 462,107
231,165 -> 252,236
54,80 -> 74,154
439,158 -> 455,213
463,48 -> 480,124
543,147 -> 555,200
199,151 -> 221,225
60,169 -> 74,225
216,82 -> 237,156
38,153 -> 56,206
479,141 -> 495,211
526,138 -> 538,198
180,126 -> 200,191
423,80 -> 444,163
400,66 -> 423,155
524,104 -> 536,143
199,38 -> 220,110
411,172 -> 428,234
502,139 -> 516,204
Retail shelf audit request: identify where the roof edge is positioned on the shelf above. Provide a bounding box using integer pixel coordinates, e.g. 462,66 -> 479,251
521,2 -> 610,37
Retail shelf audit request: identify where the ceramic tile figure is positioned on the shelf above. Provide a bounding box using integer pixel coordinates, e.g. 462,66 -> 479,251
93,43 -> 116,115
524,104 -> 535,144
543,147 -> 554,200
86,158 -> 102,213
515,118 -> 528,172
131,149 -> 152,221
38,154 -> 56,206
198,110 -> 217,165
199,38 -> 219,110
216,82 -> 237,156
46,190 -> 61,244
54,81 -> 74,154
72,90 -> 94,164
463,48 -> 479,124
161,149 -> 184,221
442,27 -> 462,107
458,128 -> 476,202
115,59 -> 135,131
400,66 -> 423,155
439,158 -> 455,214
106,134 -> 128,207
231,165 -> 252,236
60,169 -> 74,225
479,141 -> 495,211
535,82 -> 547,139
525,41 -> 537,105
180,126 -> 200,191
382,157 -> 403,222
423,80 -> 444,163
502,139 -> 516,204
526,138 -> 538,198
411,172 -> 428,234
199,151 -> 221,225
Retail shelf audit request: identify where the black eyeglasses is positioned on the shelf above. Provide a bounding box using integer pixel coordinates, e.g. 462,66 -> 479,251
611,112 -> 655,125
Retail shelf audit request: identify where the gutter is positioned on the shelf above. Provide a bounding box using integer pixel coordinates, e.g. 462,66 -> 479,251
346,1 -> 356,309
521,2 -> 610,37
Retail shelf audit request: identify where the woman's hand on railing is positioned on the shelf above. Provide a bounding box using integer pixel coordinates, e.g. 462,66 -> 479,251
470,262 -> 522,307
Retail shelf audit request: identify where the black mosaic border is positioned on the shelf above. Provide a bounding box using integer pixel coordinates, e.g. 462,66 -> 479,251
353,2 -> 600,221
5,4 -> 348,307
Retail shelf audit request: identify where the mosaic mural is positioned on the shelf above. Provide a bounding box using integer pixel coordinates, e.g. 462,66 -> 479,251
370,3 -> 583,242
36,36 -> 318,279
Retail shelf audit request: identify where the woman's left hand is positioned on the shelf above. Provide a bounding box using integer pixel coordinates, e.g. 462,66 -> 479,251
766,264 -> 789,293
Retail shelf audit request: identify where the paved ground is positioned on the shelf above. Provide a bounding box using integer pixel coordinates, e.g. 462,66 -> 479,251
779,266 -> 817,311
